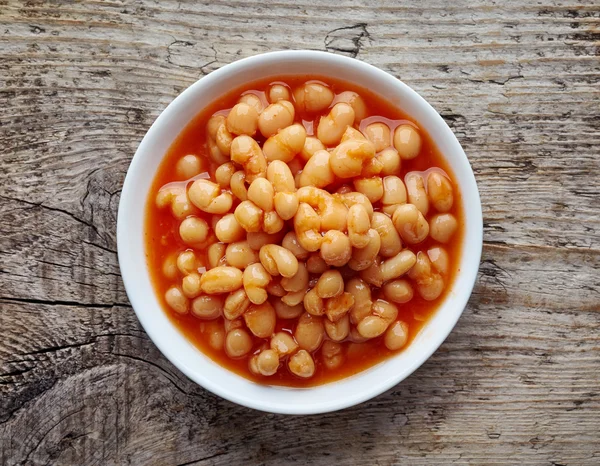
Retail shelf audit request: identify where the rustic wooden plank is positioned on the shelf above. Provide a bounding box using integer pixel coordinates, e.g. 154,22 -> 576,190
0,0 -> 599,464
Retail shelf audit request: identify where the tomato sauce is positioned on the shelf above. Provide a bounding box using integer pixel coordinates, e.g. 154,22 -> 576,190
144,76 -> 464,387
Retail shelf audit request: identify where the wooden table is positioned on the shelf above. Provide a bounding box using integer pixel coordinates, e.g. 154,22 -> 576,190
1,1 -> 599,464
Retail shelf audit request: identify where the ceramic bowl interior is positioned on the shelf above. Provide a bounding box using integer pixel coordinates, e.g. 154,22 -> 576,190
117,50 -> 483,415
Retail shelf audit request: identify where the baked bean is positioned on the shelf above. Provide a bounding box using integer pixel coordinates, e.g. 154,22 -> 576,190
325,292 -> 355,322
259,244 -> 299,278
223,288 -> 251,320
207,243 -> 226,269
357,315 -> 388,339
179,217 -> 209,245
316,270 -> 344,298
266,160 -> 295,192
294,203 -> 322,252
349,327 -> 369,343
247,178 -> 274,212
427,170 -> 454,212
162,254 -> 178,280
200,266 -> 243,294
336,185 -> 353,195
346,278 -> 373,324
353,177 -> 384,203
341,126 -> 367,142
377,148 -> 401,176
393,124 -> 422,160
288,349 -> 315,378
371,212 -> 402,257
273,298 -> 304,320
226,241 -> 259,269
175,154 -> 202,179
206,115 -> 232,164
248,354 -> 260,375
266,277 -> 286,297
268,84 -> 291,103
281,262 -> 309,293
293,82 -> 334,113
383,279 -> 414,303
361,156 -> 384,177
294,313 -> 324,352
263,123 -> 306,163
215,214 -> 245,243
298,150 -> 335,188
225,328 -> 253,358
177,250 -> 198,275
191,294 -> 223,320
429,213 -> 458,243
234,200 -> 263,233
317,103 -> 355,146
244,302 -> 276,338
338,191 -> 374,220
214,127 -> 234,162
321,198 -> 349,232
215,162 -> 236,188
347,204 -> 371,248
246,230 -> 285,251
364,122 -> 391,152
226,102 -> 259,136
348,228 -> 381,271
304,288 -> 325,316
262,211 -> 284,234
335,91 -> 367,123
238,93 -> 264,114
165,286 -> 189,314
321,340 -> 344,370
182,272 -> 202,298
230,170 -> 248,201
230,135 -> 267,183
281,232 -> 310,261
188,179 -> 233,215
203,320 -> 225,351
273,192 -> 299,221
405,172 -> 429,216
320,230 -> 352,267
384,321 -> 409,350
258,100 -> 295,138
256,349 -> 279,376
306,253 -> 328,274
325,314 -> 350,341
208,140 -> 227,167
408,251 -> 445,301
380,249 -> 417,282
242,262 -> 271,304
329,139 -> 376,178
392,203 -> 429,244
299,136 -> 326,162
372,299 -> 398,324
223,318 -> 244,333
270,331 -> 298,356
359,257 -> 384,287
156,186 -> 199,220
281,290 -> 305,306
427,246 -> 450,276
381,175 -> 407,216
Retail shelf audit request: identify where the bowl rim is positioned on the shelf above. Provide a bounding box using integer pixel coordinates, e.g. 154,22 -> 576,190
117,50 -> 483,414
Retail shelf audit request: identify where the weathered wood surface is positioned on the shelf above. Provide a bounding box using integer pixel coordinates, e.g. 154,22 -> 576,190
1,0 -> 599,464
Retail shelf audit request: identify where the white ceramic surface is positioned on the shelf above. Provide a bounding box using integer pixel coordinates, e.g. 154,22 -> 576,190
117,50 -> 483,415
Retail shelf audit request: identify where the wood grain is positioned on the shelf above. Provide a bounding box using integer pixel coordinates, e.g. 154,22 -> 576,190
1,0 -> 599,464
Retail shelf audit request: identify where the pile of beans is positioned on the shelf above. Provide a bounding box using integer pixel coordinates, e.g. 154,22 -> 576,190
153,80 -> 459,381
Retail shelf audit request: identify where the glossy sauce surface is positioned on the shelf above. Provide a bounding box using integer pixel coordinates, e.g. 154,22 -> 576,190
145,76 -> 464,387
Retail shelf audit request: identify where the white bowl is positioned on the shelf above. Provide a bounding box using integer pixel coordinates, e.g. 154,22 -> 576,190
117,50 -> 482,415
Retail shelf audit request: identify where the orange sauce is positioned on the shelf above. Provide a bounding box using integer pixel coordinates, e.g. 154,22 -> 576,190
145,76 -> 464,387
